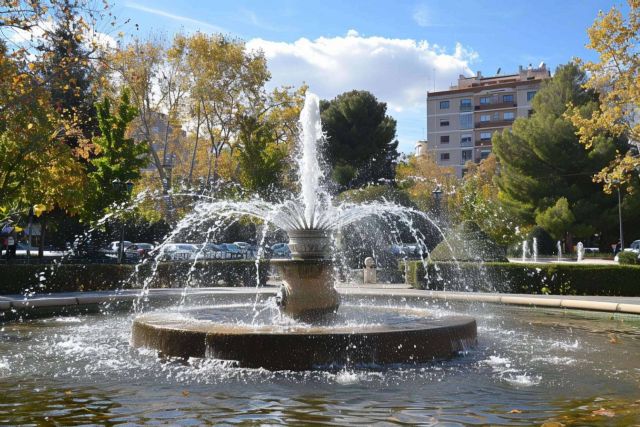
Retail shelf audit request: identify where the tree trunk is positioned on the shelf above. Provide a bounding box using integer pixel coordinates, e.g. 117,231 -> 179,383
565,233 -> 573,254
188,108 -> 201,186
38,216 -> 46,257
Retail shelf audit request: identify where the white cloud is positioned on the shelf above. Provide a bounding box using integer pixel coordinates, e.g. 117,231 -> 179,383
248,32 -> 476,110
412,5 -> 431,27
247,32 -> 477,151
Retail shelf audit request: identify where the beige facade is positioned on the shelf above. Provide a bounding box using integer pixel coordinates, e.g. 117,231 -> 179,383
425,64 -> 550,177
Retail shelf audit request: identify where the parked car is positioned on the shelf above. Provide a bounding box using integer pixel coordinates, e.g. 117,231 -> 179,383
160,243 -> 198,261
125,243 -> 154,259
270,243 -> 291,258
107,241 -> 132,253
390,243 -> 422,258
614,240 -> 640,262
233,242 -> 250,253
198,243 -> 228,259
219,243 -> 244,259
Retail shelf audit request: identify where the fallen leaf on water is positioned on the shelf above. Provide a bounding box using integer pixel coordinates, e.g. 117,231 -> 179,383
509,409 -> 522,414
182,390 -> 190,397
64,390 -> 72,395
592,408 -> 615,417
540,422 -> 565,427
609,334 -> 619,344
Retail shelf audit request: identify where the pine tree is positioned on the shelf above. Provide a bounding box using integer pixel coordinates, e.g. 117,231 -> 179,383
493,63 -> 635,245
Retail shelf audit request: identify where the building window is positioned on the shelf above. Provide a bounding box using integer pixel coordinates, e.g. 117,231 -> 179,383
492,112 -> 500,121
440,152 -> 450,161
440,135 -> 450,143
502,94 -> 514,103
504,112 -> 515,120
460,98 -> 472,111
527,91 -> 537,101
461,134 -> 472,145
440,119 -> 450,127
462,149 -> 473,161
460,113 -> 473,129
440,100 -> 450,109
479,96 -> 491,105
480,149 -> 491,160
480,131 -> 492,141
480,114 -> 490,122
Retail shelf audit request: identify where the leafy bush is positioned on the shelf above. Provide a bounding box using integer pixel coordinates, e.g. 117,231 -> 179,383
401,260 -> 640,296
429,221 -> 507,262
618,251 -> 640,265
0,260 -> 269,295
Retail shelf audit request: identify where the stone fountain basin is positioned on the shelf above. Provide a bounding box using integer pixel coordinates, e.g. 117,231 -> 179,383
131,306 -> 477,370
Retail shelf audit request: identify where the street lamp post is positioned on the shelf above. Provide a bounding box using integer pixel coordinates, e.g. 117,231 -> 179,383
614,180 -> 624,250
112,178 -> 134,264
432,184 -> 443,220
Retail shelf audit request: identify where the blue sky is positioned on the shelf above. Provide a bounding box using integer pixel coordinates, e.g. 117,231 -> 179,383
112,0 -> 625,153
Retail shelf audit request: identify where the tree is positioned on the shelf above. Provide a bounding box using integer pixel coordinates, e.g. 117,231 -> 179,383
395,152 -> 457,214
85,89 -> 149,219
450,155 -> 521,247
108,37 -> 184,217
40,4 -> 103,157
535,197 -> 575,241
493,63 -> 631,246
320,90 -> 399,190
236,116 -> 287,198
177,32 -> 270,185
0,43 -> 86,217
569,0 -> 640,190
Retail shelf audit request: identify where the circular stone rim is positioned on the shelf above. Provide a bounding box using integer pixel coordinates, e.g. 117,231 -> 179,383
131,308 -> 477,370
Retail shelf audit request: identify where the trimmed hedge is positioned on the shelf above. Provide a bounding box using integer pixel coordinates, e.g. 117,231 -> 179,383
0,260 -> 269,295
401,260 -> 640,296
618,251 -> 640,265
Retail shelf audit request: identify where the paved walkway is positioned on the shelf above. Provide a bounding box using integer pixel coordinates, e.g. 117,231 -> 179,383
507,257 -> 617,265
2,285 -> 640,318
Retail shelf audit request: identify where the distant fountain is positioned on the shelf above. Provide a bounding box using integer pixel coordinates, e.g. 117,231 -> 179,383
521,240 -> 528,262
532,237 -> 538,263
577,242 -> 584,262
557,240 -> 562,262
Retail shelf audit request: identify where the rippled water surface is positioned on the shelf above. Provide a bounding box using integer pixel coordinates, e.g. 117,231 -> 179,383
1,300 -> 640,425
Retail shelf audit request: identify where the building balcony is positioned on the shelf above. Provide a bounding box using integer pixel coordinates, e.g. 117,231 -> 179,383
474,102 -> 517,111
475,119 -> 515,129
460,105 -> 474,112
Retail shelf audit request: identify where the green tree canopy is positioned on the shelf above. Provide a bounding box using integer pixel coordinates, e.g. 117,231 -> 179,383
236,115 -> 288,199
492,63 -> 632,244
320,90 -> 399,190
86,89 -> 148,219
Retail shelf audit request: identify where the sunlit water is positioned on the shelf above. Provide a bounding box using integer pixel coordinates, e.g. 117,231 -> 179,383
2,300 -> 639,425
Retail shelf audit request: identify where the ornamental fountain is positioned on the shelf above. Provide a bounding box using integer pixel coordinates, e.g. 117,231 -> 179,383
130,92 -> 477,369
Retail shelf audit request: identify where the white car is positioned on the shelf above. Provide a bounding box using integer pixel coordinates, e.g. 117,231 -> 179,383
614,240 -> 640,262
107,241 -> 132,252
161,243 -> 198,261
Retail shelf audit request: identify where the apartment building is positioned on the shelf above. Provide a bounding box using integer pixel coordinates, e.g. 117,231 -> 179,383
425,64 -> 550,177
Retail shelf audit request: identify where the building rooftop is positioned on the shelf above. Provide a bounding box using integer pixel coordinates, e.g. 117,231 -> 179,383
429,64 -> 550,96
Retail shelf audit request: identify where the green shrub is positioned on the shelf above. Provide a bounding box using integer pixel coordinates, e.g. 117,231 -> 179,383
400,260 -> 640,296
430,221 -> 507,262
0,260 -> 270,295
617,251 -> 640,265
